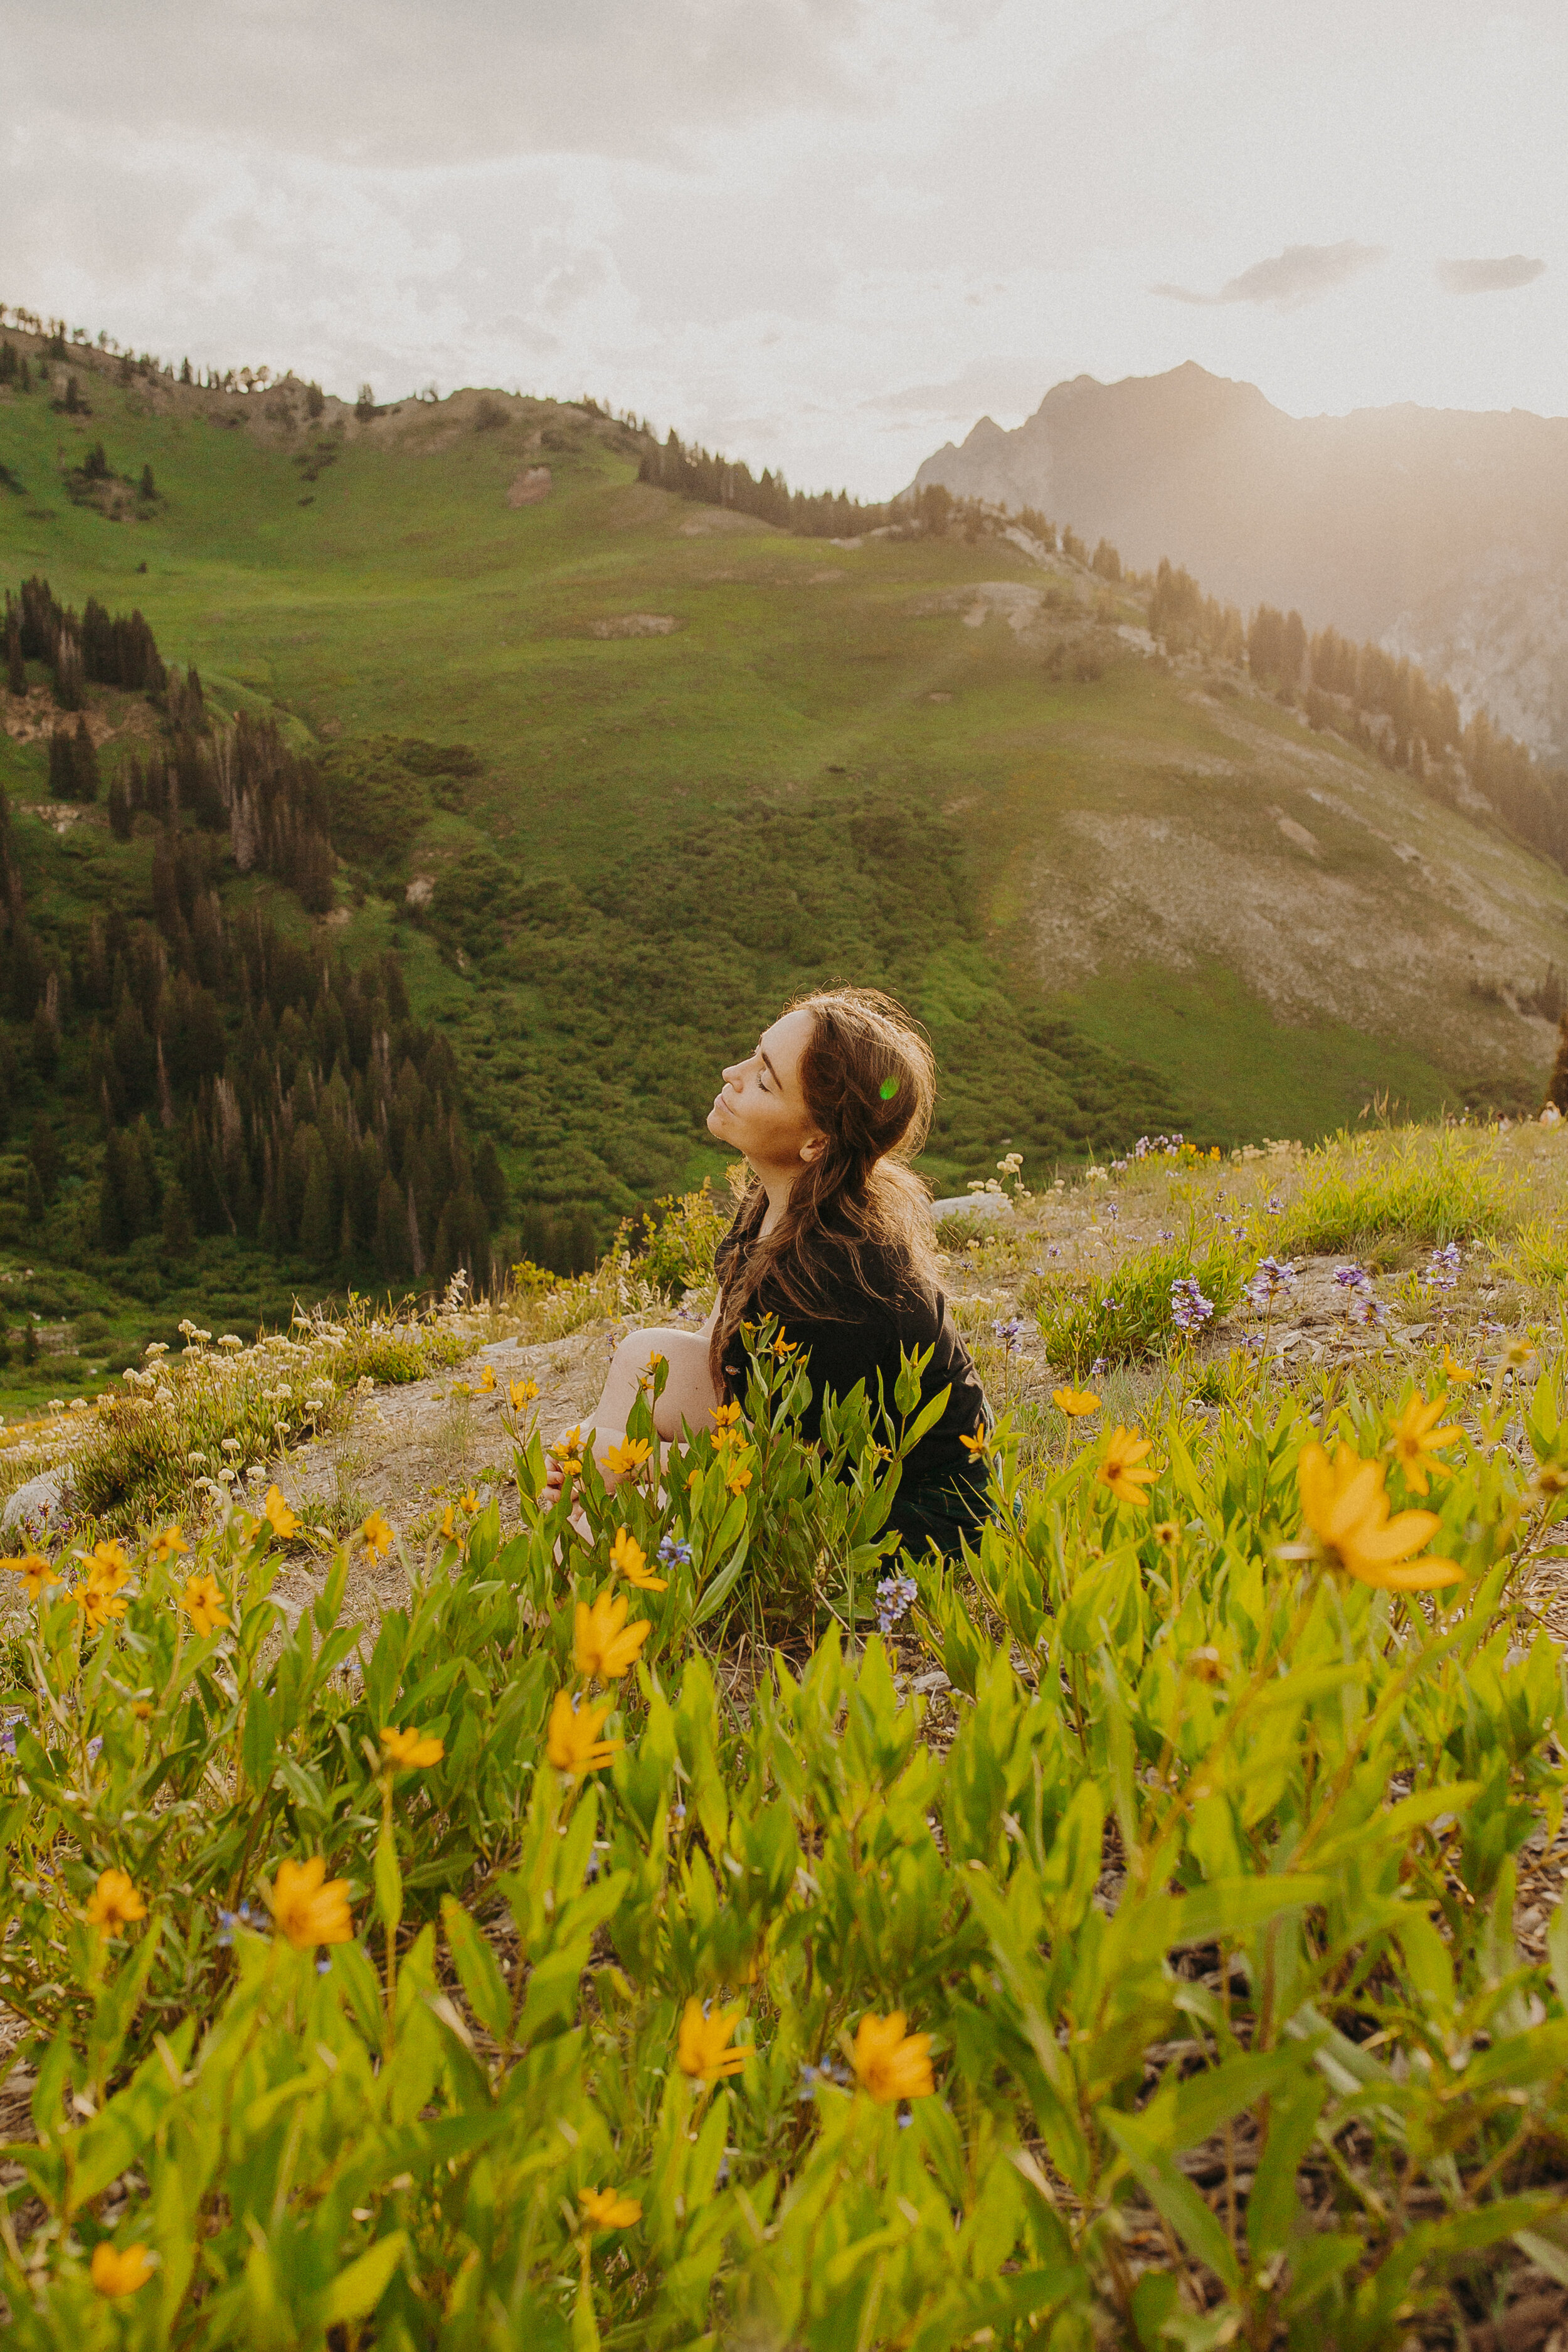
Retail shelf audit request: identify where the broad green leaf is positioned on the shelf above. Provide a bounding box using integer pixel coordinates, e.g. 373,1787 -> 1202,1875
441,1895 -> 512,2045
319,2230 -> 407,2324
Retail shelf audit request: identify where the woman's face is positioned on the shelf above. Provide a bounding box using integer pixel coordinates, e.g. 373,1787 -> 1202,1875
707,1008 -> 825,1173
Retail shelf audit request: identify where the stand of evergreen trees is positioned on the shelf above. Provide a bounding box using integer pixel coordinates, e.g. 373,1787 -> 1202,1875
638,429 -> 898,538
6,576 -> 165,712
1,576 -> 506,1294
1141,559 -> 1568,877
119,709 -> 336,913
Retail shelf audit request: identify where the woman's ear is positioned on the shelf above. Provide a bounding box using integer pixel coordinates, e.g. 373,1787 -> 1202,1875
798,1133 -> 825,1163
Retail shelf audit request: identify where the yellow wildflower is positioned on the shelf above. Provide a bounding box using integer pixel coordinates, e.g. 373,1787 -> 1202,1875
772,1334 -> 797,1358
460,1488 -> 479,1513
360,1510 -> 393,1561
5,1553 -> 59,1601
712,1401 -> 743,1429
546,1689 -> 619,1776
550,1428 -> 585,1476
610,1526 -> 667,1591
852,2011 -> 935,2104
509,1376 -> 540,1411
265,1855 -> 353,1949
1052,1387 -> 1101,1417
475,1364 -> 497,1393
574,1590 -> 652,1680
86,1540 -> 132,1593
1388,1392 -> 1463,1495
381,1724 -> 445,1770
603,1435 -> 652,1478
1443,1345 -> 1478,1385
1296,1443 -> 1461,1591
726,1464 -> 753,1497
179,1571 -> 229,1639
959,1427 -> 990,1459
262,1486 -> 300,1542
84,1868 -> 147,1934
579,2186 -> 642,2230
91,2243 -> 155,2297
1097,1427 -> 1157,1507
1152,1520 -> 1180,1549
677,1994 -> 746,2083
150,1525 -> 188,1564
77,1584 -> 128,1633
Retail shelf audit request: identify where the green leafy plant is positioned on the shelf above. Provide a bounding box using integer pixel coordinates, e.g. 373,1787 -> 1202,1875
4,1315 -> 1568,2344
1025,1229 -> 1252,1373
1275,1127 -> 1510,1262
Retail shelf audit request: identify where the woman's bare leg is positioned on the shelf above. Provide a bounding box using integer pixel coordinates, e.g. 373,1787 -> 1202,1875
543,1327 -> 721,1504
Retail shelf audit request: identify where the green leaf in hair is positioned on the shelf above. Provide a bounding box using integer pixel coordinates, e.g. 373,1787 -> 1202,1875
879,1077 -> 899,1099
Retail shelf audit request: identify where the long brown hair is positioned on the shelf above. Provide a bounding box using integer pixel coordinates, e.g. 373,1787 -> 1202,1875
709,986 -> 941,1388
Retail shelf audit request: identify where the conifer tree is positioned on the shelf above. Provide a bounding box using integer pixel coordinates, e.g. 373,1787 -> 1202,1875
22,1323 -> 37,1366
134,1118 -> 161,1226
138,464 -> 156,502
30,1002 -> 57,1081
24,1163 -> 44,1226
48,727 -> 74,799
299,1147 -> 335,1263
374,1171 -> 409,1276
5,619 -> 23,697
72,716 -> 99,802
161,1178 -> 194,1254
98,1132 -> 128,1251
474,1136 -> 508,1223
1548,1017 -> 1568,1116
108,771 -> 132,839
29,1115 -> 59,1204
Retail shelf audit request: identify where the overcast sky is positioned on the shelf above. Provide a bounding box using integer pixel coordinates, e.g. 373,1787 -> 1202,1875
6,0 -> 1564,497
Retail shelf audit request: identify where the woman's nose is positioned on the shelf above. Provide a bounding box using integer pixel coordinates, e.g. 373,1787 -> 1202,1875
721,1062 -> 743,1086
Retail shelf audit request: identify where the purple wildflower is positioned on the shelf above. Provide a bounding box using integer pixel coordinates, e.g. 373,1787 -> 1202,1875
1425,1242 -> 1463,1291
1245,1256 -> 1297,1312
876,1574 -> 918,1634
1170,1276 -> 1214,1333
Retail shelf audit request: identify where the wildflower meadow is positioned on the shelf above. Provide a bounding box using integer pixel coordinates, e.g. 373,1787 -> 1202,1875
2,1119 -> 1568,2346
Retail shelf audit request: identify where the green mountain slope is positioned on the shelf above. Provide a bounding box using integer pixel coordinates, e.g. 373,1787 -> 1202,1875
0,347 -> 1560,1288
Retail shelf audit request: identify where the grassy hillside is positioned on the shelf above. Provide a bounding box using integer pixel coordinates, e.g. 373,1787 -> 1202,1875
0,342 -> 1562,1389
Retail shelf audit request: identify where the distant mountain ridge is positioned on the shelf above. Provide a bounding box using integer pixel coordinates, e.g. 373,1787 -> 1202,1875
910,364 -> 1568,757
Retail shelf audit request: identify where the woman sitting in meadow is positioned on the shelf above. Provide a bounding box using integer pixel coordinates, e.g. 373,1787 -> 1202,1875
546,985 -> 992,1560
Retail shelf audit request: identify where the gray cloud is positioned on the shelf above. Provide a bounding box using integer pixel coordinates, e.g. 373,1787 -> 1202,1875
1436,254 -> 1547,294
9,0 -> 877,169
1152,240 -> 1385,310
